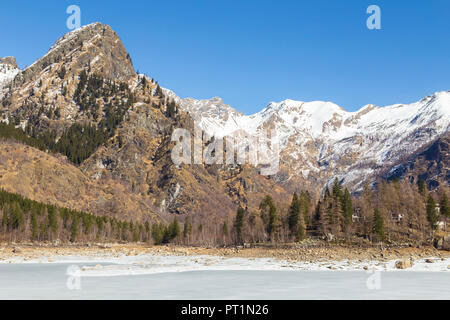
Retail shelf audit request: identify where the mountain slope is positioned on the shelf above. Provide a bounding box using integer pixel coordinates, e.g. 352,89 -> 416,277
384,131 -> 450,189
170,90 -> 450,193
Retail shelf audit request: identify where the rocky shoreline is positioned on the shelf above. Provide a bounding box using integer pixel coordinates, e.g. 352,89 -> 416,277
1,242 -> 449,267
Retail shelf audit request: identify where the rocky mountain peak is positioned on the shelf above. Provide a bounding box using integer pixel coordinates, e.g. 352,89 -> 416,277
17,22 -> 135,85
0,56 -> 18,69
0,56 -> 20,95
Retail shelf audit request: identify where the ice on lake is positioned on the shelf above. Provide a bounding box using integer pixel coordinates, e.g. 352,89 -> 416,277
0,256 -> 449,299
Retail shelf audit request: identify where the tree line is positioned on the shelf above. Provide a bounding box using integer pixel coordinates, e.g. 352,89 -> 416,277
0,188 -> 155,243
166,178 -> 449,247
1,177 -> 448,246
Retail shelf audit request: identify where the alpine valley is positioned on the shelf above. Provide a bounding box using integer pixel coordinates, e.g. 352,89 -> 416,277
0,23 -> 449,246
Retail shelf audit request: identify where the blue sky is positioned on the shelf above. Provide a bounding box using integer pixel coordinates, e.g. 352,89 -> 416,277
1,0 -> 449,113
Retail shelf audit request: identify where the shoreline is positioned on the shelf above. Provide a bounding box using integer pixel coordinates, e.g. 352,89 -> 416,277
0,243 -> 449,273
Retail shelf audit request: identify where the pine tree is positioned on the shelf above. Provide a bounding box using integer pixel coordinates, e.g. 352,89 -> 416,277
373,208 -> 385,241
426,195 -> 438,230
313,200 -> 326,235
440,192 -> 449,218
342,188 -> 353,227
70,215 -> 79,242
418,179 -> 428,197
300,190 -> 311,226
259,196 -> 278,241
332,178 -> 343,201
288,193 -> 300,238
47,207 -> 58,237
234,207 -> 246,244
151,223 -> 163,245
31,212 -> 38,240
169,218 -> 181,240
183,217 -> 192,239
2,208 -> 8,232
223,221 -> 229,236
166,100 -> 177,118
297,222 -> 306,242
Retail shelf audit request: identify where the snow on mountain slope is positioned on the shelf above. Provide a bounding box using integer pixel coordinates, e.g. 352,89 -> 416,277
0,57 -> 19,96
165,88 -> 450,191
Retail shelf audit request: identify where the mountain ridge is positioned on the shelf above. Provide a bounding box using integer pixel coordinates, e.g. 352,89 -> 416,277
166,87 -> 449,192
0,22 -> 448,225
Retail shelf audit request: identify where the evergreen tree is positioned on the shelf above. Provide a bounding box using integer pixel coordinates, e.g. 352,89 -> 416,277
222,221 -> 229,236
183,217 -> 192,239
332,178 -> 343,200
418,179 -> 428,197
313,200 -> 326,234
440,192 -> 449,218
259,196 -> 278,241
169,218 -> 181,240
70,215 -> 79,242
372,208 -> 385,241
297,222 -> 306,242
1,210 -> 7,232
234,207 -> 246,244
300,190 -> 311,226
31,212 -> 38,240
426,195 -> 438,230
342,188 -> 353,226
151,223 -> 163,245
288,193 -> 301,238
166,100 -> 177,118
47,207 -> 58,237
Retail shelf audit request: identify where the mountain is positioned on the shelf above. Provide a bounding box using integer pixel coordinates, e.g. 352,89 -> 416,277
0,23 -> 281,223
384,131 -> 450,189
0,56 -> 19,95
0,22 -> 448,226
169,90 -> 450,194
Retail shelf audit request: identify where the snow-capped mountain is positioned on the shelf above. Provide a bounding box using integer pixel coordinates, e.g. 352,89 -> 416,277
0,22 -> 448,220
0,57 -> 19,96
167,89 -> 450,192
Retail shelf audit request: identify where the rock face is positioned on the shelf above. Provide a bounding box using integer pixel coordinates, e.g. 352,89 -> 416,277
0,57 -> 18,69
435,236 -> 450,251
384,132 -> 450,190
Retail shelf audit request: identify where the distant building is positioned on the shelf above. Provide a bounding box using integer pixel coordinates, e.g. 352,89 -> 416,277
390,212 -> 404,223
437,218 -> 447,231
352,207 -> 363,222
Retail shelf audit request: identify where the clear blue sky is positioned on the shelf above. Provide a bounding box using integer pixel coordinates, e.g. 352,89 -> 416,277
1,0 -> 449,113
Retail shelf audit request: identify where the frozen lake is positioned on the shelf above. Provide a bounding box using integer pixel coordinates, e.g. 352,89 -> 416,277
0,262 -> 449,299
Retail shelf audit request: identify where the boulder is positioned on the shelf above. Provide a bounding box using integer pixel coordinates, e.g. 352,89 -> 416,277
12,247 -> 22,254
395,258 -> 414,269
434,236 -> 450,251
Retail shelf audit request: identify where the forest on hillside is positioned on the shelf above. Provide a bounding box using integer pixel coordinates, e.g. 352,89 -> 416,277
1,178 -> 448,247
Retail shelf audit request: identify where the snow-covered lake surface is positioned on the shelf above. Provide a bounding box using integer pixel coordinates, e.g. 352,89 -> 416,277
0,254 -> 449,299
